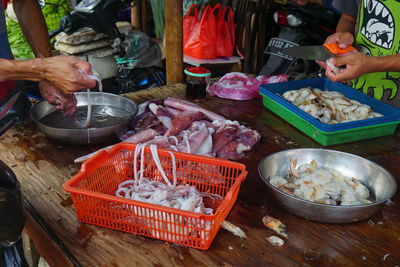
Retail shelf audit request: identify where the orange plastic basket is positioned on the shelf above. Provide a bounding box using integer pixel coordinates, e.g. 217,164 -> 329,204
64,143 -> 247,249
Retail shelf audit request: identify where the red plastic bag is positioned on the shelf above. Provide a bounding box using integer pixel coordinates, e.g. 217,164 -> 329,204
214,5 -> 235,57
1,0 -> 8,8
183,4 -> 198,46
184,5 -> 217,59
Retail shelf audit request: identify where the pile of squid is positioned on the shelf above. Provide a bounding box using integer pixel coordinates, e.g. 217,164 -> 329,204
75,97 -> 260,163
282,87 -> 383,124
115,144 -> 216,214
269,159 -> 373,205
115,143 -> 220,242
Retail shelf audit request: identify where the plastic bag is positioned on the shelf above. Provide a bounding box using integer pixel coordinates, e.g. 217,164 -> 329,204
183,4 -> 217,59
114,30 -> 162,69
213,4 -> 235,58
183,4 -> 198,45
207,72 -> 288,100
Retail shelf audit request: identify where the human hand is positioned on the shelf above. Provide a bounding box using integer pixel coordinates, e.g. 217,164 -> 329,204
325,51 -> 370,83
41,56 -> 97,94
39,81 -> 77,115
325,32 -> 354,48
316,32 -> 355,69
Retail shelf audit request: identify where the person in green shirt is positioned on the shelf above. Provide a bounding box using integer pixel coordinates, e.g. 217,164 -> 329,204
319,0 -> 400,108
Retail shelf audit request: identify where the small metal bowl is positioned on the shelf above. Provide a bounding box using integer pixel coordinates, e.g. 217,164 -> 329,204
30,92 -> 138,145
258,148 -> 397,223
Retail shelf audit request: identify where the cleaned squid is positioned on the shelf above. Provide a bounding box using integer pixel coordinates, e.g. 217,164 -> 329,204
269,159 -> 372,205
115,143 -> 218,214
282,87 -> 382,124
80,72 -> 102,128
115,143 -> 223,242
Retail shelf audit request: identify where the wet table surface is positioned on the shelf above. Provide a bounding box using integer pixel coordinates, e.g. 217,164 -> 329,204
1,83 -> 399,266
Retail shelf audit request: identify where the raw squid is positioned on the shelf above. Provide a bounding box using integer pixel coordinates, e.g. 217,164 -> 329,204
269,159 -> 372,205
81,73 -> 102,128
166,111 -> 204,136
75,98 -> 261,163
164,97 -> 226,121
115,143 -> 222,242
148,103 -> 174,129
74,128 -> 157,163
282,87 -> 383,124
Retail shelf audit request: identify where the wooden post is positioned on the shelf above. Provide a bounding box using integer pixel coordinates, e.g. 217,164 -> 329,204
141,0 -> 148,34
165,0 -> 184,85
131,0 -> 142,30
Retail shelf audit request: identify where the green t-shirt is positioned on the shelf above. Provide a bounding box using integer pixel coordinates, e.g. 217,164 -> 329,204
334,0 -> 400,108
353,0 -> 400,108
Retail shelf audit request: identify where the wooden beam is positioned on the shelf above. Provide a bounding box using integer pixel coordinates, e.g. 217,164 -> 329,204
22,232 -> 40,267
141,0 -> 148,34
165,0 -> 184,84
23,214 -> 74,267
131,0 -> 141,30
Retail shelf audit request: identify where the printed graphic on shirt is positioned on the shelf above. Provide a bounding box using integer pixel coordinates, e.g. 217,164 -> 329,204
353,0 -> 400,107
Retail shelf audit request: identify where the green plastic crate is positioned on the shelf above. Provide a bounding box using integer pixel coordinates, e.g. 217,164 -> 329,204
261,92 -> 400,146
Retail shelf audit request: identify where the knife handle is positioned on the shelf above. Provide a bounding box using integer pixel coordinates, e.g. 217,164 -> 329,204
323,43 -> 356,55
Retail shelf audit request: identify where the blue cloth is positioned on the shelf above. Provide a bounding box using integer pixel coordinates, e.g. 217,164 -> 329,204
0,5 -> 12,61
324,0 -> 342,15
0,5 -> 16,100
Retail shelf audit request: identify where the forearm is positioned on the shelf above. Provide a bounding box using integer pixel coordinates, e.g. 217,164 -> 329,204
12,0 -> 52,58
367,54 -> 400,73
0,58 -> 46,82
336,13 -> 357,35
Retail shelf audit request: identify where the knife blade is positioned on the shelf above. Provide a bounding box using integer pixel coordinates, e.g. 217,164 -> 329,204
281,44 -> 356,61
0,92 -> 20,120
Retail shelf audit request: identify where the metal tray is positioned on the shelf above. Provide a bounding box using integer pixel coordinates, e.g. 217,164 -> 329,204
30,92 -> 138,145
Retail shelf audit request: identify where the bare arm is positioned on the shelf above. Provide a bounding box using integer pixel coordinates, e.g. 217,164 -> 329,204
0,57 -> 96,92
10,1 -> 96,115
368,54 -> 400,73
12,0 -> 52,58
0,58 -> 43,82
335,13 -> 357,35
326,52 -> 400,82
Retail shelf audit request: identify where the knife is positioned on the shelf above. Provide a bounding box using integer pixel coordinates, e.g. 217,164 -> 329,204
282,43 -> 356,61
282,43 -> 356,73
0,92 -> 20,120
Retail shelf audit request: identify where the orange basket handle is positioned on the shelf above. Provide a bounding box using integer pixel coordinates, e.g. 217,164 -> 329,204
80,149 -> 112,173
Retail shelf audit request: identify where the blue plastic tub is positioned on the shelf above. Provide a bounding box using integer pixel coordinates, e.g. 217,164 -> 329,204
259,78 -> 400,132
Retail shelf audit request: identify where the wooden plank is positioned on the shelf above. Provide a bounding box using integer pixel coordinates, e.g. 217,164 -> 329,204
23,214 -> 73,267
22,232 -> 40,267
165,0 -> 184,84
123,83 -> 185,103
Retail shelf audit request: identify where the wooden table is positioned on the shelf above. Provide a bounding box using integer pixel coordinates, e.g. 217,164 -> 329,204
1,84 -> 399,266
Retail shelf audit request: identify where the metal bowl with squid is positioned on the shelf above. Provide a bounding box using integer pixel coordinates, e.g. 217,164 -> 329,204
30,92 -> 138,145
258,148 -> 397,223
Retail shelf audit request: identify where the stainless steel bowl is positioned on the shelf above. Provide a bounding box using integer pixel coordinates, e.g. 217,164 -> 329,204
258,148 -> 397,223
30,92 -> 138,145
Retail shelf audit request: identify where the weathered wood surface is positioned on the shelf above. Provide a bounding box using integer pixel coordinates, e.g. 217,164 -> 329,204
165,0 -> 184,85
0,84 -> 399,266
